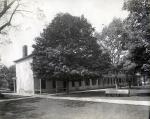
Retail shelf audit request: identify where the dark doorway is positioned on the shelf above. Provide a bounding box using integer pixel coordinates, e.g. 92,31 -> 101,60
52,80 -> 56,88
63,81 -> 66,91
41,80 -> 46,89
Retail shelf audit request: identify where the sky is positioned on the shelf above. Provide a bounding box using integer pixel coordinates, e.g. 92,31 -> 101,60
0,0 -> 128,66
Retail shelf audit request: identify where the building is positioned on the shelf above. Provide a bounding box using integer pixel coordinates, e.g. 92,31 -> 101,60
15,45 -> 35,95
15,46 -> 131,95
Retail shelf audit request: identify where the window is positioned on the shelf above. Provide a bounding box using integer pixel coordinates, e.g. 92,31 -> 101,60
72,81 -> 75,87
107,78 -> 109,84
98,79 -> 100,85
103,78 -> 105,85
92,79 -> 97,85
52,80 -> 56,88
119,78 -> 121,83
41,80 -> 46,89
79,81 -> 82,86
85,79 -> 90,86
110,78 -> 112,84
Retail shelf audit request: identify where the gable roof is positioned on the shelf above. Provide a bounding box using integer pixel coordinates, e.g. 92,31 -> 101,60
14,54 -> 33,63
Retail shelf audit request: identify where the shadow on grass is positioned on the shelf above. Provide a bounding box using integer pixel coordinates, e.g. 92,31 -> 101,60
0,98 -> 42,119
55,91 -> 106,97
62,100 -> 94,108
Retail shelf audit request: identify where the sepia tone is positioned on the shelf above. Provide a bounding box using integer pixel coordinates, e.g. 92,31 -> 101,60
0,0 -> 149,119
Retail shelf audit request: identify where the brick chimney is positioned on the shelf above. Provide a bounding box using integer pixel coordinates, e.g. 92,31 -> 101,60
23,45 -> 28,57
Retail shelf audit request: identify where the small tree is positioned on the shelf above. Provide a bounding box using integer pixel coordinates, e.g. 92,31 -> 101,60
7,65 -> 16,90
0,63 -> 9,89
32,13 -> 111,93
0,64 -> 16,92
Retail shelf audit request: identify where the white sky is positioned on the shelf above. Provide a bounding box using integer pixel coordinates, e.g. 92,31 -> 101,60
0,0 -> 128,66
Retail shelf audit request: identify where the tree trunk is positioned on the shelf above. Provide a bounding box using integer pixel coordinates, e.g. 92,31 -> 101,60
115,74 -> 118,89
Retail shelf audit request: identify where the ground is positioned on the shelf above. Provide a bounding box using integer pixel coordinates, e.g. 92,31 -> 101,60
55,87 -> 150,101
0,97 -> 149,119
0,87 -> 150,119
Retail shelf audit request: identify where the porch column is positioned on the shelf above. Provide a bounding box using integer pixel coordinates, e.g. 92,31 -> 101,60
82,80 -> 85,89
96,79 -> 98,86
90,79 -> 92,87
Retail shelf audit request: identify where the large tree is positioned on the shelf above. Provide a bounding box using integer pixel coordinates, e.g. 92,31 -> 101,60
123,0 -> 150,45
96,18 -> 129,70
128,45 -> 150,72
32,13 -> 111,91
0,0 -> 22,45
0,0 -> 21,33
123,0 -> 150,73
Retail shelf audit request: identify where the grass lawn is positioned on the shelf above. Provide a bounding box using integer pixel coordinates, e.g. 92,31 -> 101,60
0,94 -> 26,100
0,97 -> 149,119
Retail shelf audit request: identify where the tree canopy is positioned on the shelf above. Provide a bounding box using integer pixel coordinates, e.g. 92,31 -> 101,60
0,63 -> 9,88
32,13 -> 111,81
96,18 -> 128,67
0,0 -> 24,45
123,0 -> 150,73
0,0 -> 20,33
123,0 -> 150,46
95,0 -> 150,74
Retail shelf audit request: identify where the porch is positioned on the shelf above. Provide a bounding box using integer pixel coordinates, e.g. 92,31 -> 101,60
33,78 -> 117,94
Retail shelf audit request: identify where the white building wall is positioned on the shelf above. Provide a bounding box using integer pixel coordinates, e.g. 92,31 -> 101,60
16,57 -> 34,95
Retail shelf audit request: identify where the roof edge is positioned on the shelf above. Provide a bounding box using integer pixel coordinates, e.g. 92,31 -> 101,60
14,54 -> 33,63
